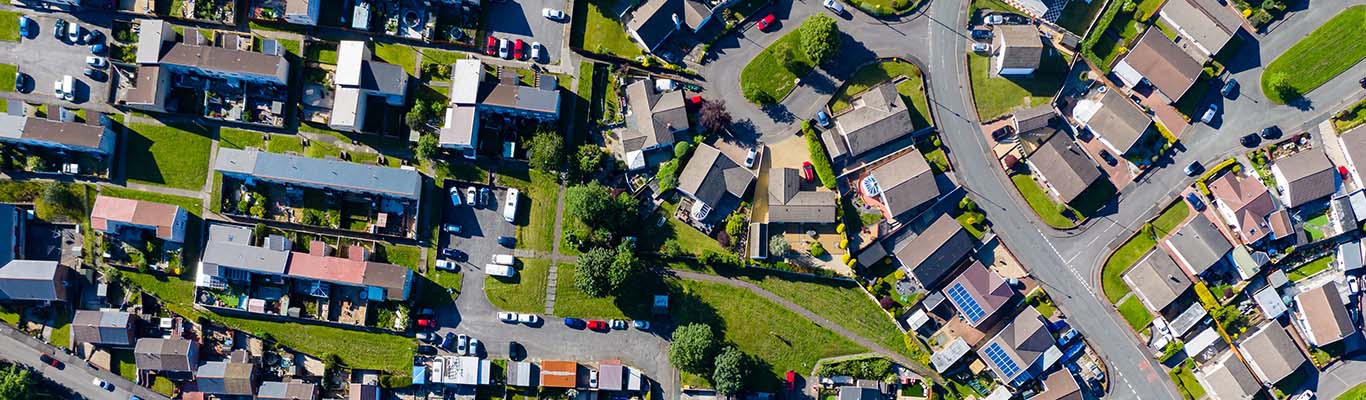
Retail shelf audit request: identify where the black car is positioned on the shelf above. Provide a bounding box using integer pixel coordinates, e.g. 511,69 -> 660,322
509,341 -> 525,361
14,72 -> 29,94
85,68 -> 106,81
1360,77 -> 1366,88
970,29 -> 991,40
1240,133 -> 1260,148
416,345 -> 438,355
1260,126 -> 1282,140
1098,149 -> 1118,166
1184,161 -> 1203,176
497,236 -> 517,248
440,248 -> 465,260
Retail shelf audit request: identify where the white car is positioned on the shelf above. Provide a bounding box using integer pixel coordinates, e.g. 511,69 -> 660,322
985,14 -> 1004,25
443,223 -> 462,234
85,56 -> 106,69
52,80 -> 62,98
744,148 -> 757,168
465,186 -> 477,205
498,312 -> 517,323
517,313 -> 540,324
531,42 -> 543,62
1350,276 -> 1360,294
435,259 -> 457,271
822,0 -> 844,14
972,43 -> 989,53
1201,104 -> 1218,124
456,334 -> 470,355
498,38 -> 511,59
1289,390 -> 1314,400
469,338 -> 481,355
542,8 -> 567,21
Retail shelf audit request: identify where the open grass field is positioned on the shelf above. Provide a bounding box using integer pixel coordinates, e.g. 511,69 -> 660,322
740,24 -> 813,104
740,272 -> 919,362
1340,383 -> 1366,400
125,122 -> 213,190
830,61 -> 932,129
1261,6 -> 1366,103
554,263 -> 657,319
578,0 -> 644,59
498,167 -> 559,252
266,134 -> 304,154
636,200 -> 729,257
1117,295 -> 1153,330
968,52 -> 1067,121
218,127 -> 266,150
485,258 -> 551,314
1011,173 -> 1076,228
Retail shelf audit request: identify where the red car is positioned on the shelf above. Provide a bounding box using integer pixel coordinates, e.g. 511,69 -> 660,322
757,13 -> 775,31
1340,166 -> 1351,180
39,354 -> 62,369
784,370 -> 796,390
486,36 -> 498,56
514,39 -> 526,60
586,319 -> 608,331
801,161 -> 815,182
416,317 -> 436,329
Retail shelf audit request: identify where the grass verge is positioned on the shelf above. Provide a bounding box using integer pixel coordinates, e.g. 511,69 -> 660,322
740,22 -> 813,104
1260,6 -> 1366,104
485,258 -> 551,314
967,51 -> 1067,121
125,122 -> 213,190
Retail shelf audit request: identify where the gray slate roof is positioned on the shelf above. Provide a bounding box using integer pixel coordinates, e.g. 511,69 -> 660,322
892,214 -> 974,289
202,223 -> 290,277
72,310 -> 134,346
1013,104 -> 1055,133
1029,134 -> 1102,204
620,80 -> 688,153
1199,350 -> 1262,400
868,152 -> 939,218
359,61 -> 409,95
978,307 -> 1058,383
1086,90 -> 1152,154
677,143 -> 755,208
833,82 -> 915,158
1296,281 -> 1354,346
134,338 -> 198,372
1122,250 -> 1191,312
258,381 -> 317,400
1275,148 -> 1337,208
196,361 -> 256,395
1238,322 -> 1306,385
1122,30 -> 1204,100
1164,214 -> 1231,276
215,148 -> 422,199
767,167 -> 836,223
1159,0 -> 1243,56
994,25 -> 1044,70
0,260 -> 65,301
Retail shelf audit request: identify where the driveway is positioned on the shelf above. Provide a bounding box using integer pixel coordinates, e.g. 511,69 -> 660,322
0,12 -> 113,107
483,0 -> 570,65
440,180 -> 517,269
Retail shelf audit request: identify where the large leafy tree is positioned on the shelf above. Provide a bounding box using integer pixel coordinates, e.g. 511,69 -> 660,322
416,133 -> 439,161
669,323 -> 718,373
575,144 -> 605,177
699,100 -> 733,132
528,130 -> 565,172
609,242 -> 640,290
574,247 -> 615,297
712,346 -> 749,395
566,182 -> 639,235
801,14 -> 841,65
0,364 -> 36,400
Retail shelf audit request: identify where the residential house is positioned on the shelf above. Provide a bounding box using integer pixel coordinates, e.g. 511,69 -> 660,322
861,151 -> 948,221
1337,125 -> 1366,184
1072,89 -> 1154,156
125,19 -> 289,119
943,261 -> 1015,328
541,361 -> 578,389
195,360 -> 257,396
1294,281 -> 1354,347
625,0 -> 716,53
825,82 -> 917,162
1253,284 -> 1288,319
330,41 -> 409,133
977,307 -> 1061,387
615,79 -> 689,170
0,204 -> 25,267
992,25 -> 1044,76
258,381 -> 317,400
197,223 -> 413,302
599,361 -> 625,392
439,59 -> 561,157
72,310 -> 136,347
134,338 -> 199,379
1157,0 -> 1244,59
288,243 -> 414,302
0,111 -> 117,161
767,167 -> 837,224
507,361 -> 537,387
1012,104 -> 1055,134
1113,30 -> 1205,104
349,384 -> 380,400
90,195 -> 189,244
1237,322 -> 1307,385
428,356 -> 492,385
0,260 -> 72,302
838,386 -> 883,400
676,143 -> 755,222
1026,133 -> 1104,206
1121,250 -> 1191,313
214,147 -> 422,199
1272,148 -> 1338,209
1032,371 -> 1083,400
1208,171 -> 1289,245
283,0 -> 320,25
891,214 -> 975,290
197,223 -> 291,289
1163,214 -> 1232,276
1196,350 -> 1263,400
1339,240 -> 1365,272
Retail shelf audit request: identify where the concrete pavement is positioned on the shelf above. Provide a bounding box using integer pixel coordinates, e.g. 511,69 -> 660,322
0,324 -> 169,400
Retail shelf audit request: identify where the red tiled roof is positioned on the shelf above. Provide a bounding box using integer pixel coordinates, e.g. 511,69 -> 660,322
90,195 -> 183,240
540,361 -> 578,388
288,252 -> 367,285
1208,172 -> 1277,243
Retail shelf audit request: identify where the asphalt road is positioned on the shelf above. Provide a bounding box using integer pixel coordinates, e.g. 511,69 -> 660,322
0,324 -> 168,400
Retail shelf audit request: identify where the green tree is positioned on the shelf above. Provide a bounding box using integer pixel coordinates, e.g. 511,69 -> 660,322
529,130 -> 565,172
1266,72 -> 1299,102
673,141 -> 692,160
608,242 -> 640,290
669,323 -> 718,373
800,15 -> 841,65
742,82 -> 774,105
769,235 -> 790,256
712,346 -> 749,395
576,144 -> 604,177
959,197 -> 977,212
416,133 -> 439,161
574,247 -> 616,297
725,211 -> 746,239
656,160 -> 680,192
0,364 -> 36,400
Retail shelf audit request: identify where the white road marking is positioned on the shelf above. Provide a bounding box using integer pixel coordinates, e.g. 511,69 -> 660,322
1037,229 -> 1097,296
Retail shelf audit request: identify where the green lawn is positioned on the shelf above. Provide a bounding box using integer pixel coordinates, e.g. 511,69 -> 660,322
830,61 -> 932,129
378,243 -> 422,269
636,200 -> 728,257
1339,383 -> 1366,400
0,11 -> 19,42
1152,201 -> 1191,236
99,187 -> 203,217
1303,210 -> 1331,242
967,51 -> 1067,121
497,167 -> 559,252
110,349 -> 138,382
1117,296 -> 1153,330
554,263 -> 654,319
1010,173 -> 1076,228
1170,362 -> 1207,400
847,0 -> 917,16
1025,288 -> 1057,318
121,270 -> 415,372
740,23 -> 813,104
579,0 -> 644,59
1288,256 -> 1334,282
267,134 -> 304,154
1333,97 -> 1366,133
418,49 -> 465,81
305,41 -> 339,65
1101,202 -> 1187,303
1055,0 -> 1107,35
0,64 -> 15,92
739,272 -> 921,364
373,42 -> 417,74
1261,6 -> 1366,103
48,307 -> 71,348
218,127 -> 267,150
485,258 -> 550,314
125,122 -> 213,190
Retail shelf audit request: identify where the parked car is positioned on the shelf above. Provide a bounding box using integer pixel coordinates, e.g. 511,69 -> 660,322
498,236 -> 517,248
465,187 -> 477,205
480,187 -> 492,206
440,248 -> 463,259
509,341 -> 526,361
1350,276 -> 1360,294
90,43 -> 105,55
530,42 -> 543,62
1289,390 -> 1314,400
456,334 -> 470,355
744,147 -> 757,168
610,320 -> 628,330
1098,149 -> 1118,166
815,110 -> 831,128
822,0 -> 844,13
416,332 -> 431,341
1184,193 -> 1205,211
514,39 -> 526,60
17,15 -> 29,39
85,68 -> 105,81
67,24 -> 80,44
589,369 -> 599,387
498,312 -> 517,323
39,354 -> 62,369
633,320 -> 650,330
88,30 -> 103,44
416,316 -> 436,329
449,187 -> 464,206
1221,79 -> 1239,98
985,14 -> 1004,25
517,313 -> 540,324
971,43 -> 989,53
13,72 -> 28,94
970,29 -> 991,40
498,38 -> 511,59
1341,166 -> 1351,180
1360,77 -> 1366,89
53,19 -> 66,40
1201,104 -> 1218,124
542,8 -> 567,21
435,259 -> 457,271
443,223 -> 462,234
801,161 -> 815,182
756,14 -> 776,31
1240,133 -> 1260,148
416,345 -> 438,355
586,319 -> 608,331
563,317 -> 586,329
1183,161 -> 1203,176
1260,126 -> 1282,140
486,36 -> 498,55
469,339 -> 481,356
443,332 -> 456,349
92,378 -> 113,391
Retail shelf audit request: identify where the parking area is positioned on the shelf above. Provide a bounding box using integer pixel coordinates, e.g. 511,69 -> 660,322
483,0 -> 569,64
438,179 -> 518,272
3,13 -> 113,106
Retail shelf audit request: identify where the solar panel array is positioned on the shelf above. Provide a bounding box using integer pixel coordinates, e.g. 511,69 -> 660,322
985,343 -> 1020,378
948,283 -> 986,323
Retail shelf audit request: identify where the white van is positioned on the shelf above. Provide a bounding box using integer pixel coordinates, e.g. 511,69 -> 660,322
503,188 -> 519,223
491,254 -> 515,266
485,264 -> 515,278
61,76 -> 74,101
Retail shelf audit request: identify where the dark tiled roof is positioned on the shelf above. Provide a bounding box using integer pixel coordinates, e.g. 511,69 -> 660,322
892,214 -> 973,289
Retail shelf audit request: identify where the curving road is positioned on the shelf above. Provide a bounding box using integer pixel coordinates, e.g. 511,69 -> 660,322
0,324 -> 169,400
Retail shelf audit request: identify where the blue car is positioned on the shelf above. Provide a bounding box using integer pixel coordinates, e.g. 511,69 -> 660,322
90,43 -> 105,55
17,16 -> 28,39
1185,193 -> 1205,211
449,187 -> 463,206
815,111 -> 831,128
497,236 -> 516,248
442,332 -> 457,350
563,317 -> 585,329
